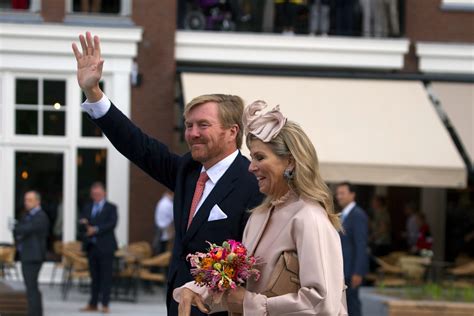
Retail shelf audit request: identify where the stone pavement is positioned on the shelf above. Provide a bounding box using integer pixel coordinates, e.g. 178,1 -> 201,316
39,283 -> 386,315
42,283 -> 167,316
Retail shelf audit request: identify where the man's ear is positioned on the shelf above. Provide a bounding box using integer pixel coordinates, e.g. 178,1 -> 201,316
229,124 -> 239,139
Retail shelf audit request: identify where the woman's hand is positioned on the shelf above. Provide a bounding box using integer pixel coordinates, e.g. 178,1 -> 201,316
178,288 -> 209,316
226,287 -> 246,314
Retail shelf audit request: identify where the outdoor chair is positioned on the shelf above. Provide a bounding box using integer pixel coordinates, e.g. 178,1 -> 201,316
61,247 -> 90,300
138,251 -> 172,284
0,245 -> 19,280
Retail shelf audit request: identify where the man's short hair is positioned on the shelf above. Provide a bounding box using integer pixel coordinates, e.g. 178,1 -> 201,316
337,181 -> 356,194
91,181 -> 106,191
184,94 -> 244,149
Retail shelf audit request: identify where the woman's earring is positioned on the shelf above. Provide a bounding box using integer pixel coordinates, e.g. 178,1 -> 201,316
283,168 -> 294,180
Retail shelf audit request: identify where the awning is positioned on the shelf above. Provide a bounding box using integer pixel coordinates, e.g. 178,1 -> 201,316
181,73 -> 467,188
431,82 -> 474,168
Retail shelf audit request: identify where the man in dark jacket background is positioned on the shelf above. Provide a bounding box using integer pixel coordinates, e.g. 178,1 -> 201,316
13,190 -> 49,316
79,182 -> 118,314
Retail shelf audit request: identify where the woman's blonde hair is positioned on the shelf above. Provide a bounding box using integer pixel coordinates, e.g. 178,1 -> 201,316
247,121 -> 342,231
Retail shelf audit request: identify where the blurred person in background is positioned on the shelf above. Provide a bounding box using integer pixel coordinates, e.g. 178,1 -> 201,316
13,190 -> 49,316
308,0 -> 330,36
403,202 -> 419,252
153,190 -> 175,255
336,182 -> 368,316
369,195 -> 391,257
79,182 -> 118,314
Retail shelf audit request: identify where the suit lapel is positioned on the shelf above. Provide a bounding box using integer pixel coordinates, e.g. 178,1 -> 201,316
182,156 -> 242,244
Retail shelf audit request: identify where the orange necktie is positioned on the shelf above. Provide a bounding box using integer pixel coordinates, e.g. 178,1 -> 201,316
187,172 -> 209,229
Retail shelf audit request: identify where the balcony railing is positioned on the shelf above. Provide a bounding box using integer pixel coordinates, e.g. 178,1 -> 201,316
177,0 -> 405,38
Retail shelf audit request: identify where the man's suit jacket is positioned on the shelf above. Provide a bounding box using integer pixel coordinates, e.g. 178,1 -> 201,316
14,209 -> 49,263
93,104 -> 263,292
80,201 -> 118,256
340,204 -> 369,280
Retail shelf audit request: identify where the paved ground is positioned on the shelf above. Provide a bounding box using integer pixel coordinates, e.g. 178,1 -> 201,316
42,283 -> 167,316
37,283 -> 388,315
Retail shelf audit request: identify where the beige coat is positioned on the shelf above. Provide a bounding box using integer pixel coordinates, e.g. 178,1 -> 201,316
174,193 -> 347,315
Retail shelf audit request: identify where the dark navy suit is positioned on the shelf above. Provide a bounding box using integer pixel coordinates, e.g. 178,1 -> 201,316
81,201 -> 118,308
340,204 -> 369,316
14,208 -> 49,316
93,104 -> 263,315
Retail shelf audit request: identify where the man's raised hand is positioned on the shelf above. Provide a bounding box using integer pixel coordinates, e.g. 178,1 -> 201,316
72,32 -> 104,102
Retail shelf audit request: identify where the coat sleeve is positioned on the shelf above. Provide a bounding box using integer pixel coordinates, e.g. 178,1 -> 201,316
93,103 -> 182,191
243,206 -> 347,315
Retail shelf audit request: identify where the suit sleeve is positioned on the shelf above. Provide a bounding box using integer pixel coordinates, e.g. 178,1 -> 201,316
95,204 -> 118,236
352,210 -> 369,276
243,206 -> 346,315
14,213 -> 49,239
93,103 -> 181,191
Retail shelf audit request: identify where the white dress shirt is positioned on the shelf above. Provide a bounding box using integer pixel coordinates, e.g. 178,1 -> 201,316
155,194 -> 174,241
193,150 -> 239,217
81,93 -> 111,119
340,201 -> 356,223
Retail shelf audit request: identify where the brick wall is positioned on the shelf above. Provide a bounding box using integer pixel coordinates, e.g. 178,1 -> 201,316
403,0 -> 474,72
41,0 -> 65,23
128,0 -> 177,243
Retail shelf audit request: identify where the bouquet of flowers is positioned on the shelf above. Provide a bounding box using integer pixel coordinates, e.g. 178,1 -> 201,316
187,240 -> 260,302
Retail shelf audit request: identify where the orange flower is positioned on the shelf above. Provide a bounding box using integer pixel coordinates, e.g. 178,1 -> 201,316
224,266 -> 235,278
201,258 -> 213,270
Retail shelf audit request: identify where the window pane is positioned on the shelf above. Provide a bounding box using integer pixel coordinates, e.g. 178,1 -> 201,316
82,112 -> 102,137
16,79 -> 38,105
15,152 -> 64,261
44,80 -> 66,107
0,0 -> 30,9
43,111 -> 65,136
77,148 -> 107,230
73,0 -> 120,14
16,110 -> 38,135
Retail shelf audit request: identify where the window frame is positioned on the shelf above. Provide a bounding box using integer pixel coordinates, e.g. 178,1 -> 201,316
14,76 -> 68,137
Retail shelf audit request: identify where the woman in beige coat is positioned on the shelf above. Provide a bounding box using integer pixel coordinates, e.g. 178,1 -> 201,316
175,101 -> 347,315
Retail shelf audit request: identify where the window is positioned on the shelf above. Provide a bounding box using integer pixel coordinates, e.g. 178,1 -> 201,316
0,0 -> 29,10
0,0 -> 40,11
72,0 -> 120,14
15,151 -> 64,258
15,78 -> 66,136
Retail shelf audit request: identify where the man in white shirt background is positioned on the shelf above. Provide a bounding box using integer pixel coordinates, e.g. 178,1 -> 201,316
153,191 -> 174,255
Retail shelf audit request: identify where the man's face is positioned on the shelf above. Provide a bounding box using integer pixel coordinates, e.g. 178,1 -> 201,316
184,102 -> 236,168
24,192 -> 40,211
336,185 -> 355,209
90,186 -> 105,203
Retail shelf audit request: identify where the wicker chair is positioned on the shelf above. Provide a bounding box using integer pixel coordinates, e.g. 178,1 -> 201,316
0,245 -> 19,280
138,251 -> 172,283
61,247 -> 90,300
